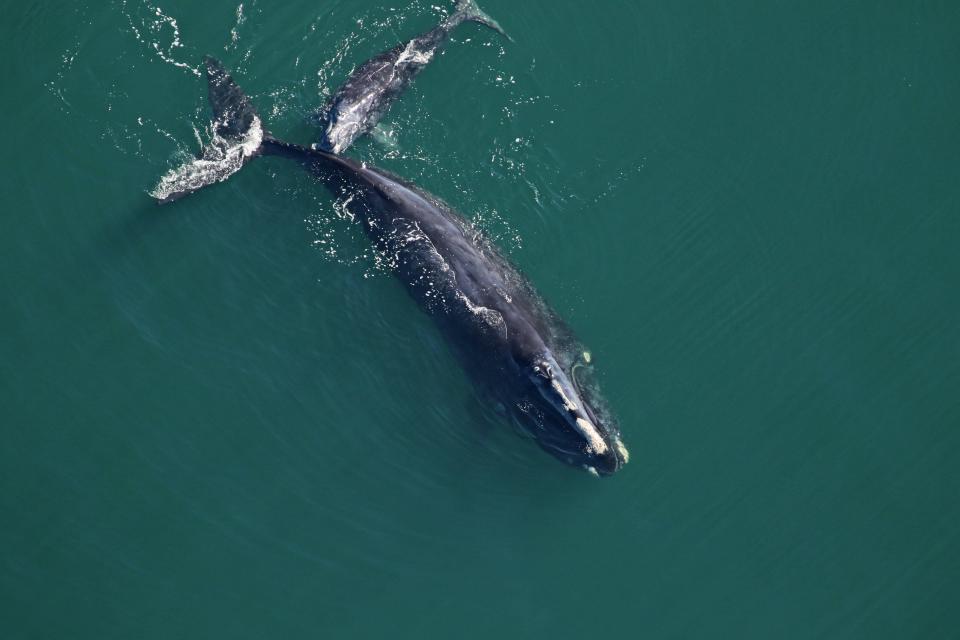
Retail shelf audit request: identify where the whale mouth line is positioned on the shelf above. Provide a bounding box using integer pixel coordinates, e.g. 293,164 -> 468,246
570,360 -> 628,468
570,362 -> 601,427
542,441 -> 583,459
571,362 -> 586,393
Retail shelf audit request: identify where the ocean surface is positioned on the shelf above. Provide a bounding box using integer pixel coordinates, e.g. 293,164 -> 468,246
2,1 -> 959,637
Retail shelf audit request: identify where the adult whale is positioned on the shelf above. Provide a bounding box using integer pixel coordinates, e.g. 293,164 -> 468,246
316,0 -> 508,154
155,58 -> 628,476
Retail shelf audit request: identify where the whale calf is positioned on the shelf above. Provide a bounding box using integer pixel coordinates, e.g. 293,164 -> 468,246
316,0 -> 508,154
154,58 -> 628,475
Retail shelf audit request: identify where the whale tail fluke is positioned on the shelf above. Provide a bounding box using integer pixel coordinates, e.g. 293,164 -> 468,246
203,56 -> 263,141
151,57 -> 348,204
453,0 -> 510,40
150,57 -> 269,204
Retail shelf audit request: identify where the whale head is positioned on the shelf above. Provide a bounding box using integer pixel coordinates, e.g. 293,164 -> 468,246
319,110 -> 366,155
514,351 -> 628,476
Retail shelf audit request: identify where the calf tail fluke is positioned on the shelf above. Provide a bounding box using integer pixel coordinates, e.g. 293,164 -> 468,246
453,0 -> 510,40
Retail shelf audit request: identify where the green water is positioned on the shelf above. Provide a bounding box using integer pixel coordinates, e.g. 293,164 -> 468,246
3,1 -> 959,637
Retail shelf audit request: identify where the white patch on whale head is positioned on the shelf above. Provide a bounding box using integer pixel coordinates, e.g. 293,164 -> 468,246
576,417 -> 609,455
551,379 -> 578,413
615,437 -> 630,464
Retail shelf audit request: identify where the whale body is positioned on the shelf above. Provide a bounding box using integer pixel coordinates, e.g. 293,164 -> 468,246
153,58 -> 629,475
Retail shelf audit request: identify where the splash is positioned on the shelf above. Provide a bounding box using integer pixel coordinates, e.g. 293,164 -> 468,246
46,40 -> 82,110
396,39 -> 435,66
122,1 -> 201,77
228,3 -> 247,49
149,116 -> 263,202
224,0 -> 260,71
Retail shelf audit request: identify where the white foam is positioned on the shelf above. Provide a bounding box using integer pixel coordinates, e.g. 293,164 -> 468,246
123,2 -> 201,77
396,40 -> 435,66
149,115 -> 262,201
228,3 -> 246,48
456,291 -> 507,336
